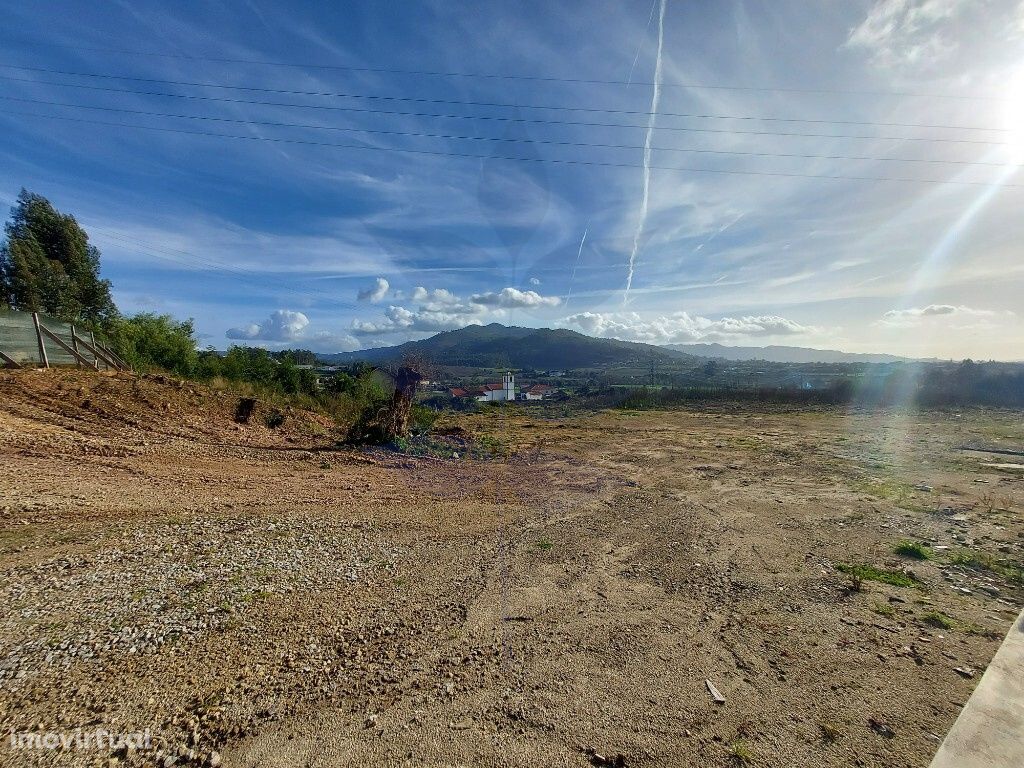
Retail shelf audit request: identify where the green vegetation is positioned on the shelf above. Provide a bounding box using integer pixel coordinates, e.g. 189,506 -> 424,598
893,540 -> 932,560
727,741 -> 754,765
921,610 -> 954,630
536,538 -> 554,551
838,563 -> 919,590
950,549 -> 1024,586
869,599 -> 896,617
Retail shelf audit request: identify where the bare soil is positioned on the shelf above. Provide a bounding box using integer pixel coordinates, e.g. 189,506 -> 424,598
1,369 -> 1022,768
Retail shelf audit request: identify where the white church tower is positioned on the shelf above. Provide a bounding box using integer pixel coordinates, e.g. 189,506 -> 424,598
503,371 -> 515,401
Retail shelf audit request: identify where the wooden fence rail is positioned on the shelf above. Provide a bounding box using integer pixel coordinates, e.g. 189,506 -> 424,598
0,309 -> 129,372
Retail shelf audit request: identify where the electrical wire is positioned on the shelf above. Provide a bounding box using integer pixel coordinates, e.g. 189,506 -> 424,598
8,107 -> 1022,188
2,95 -> 1015,167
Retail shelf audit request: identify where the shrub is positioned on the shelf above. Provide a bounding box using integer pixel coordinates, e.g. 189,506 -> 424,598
894,540 -> 931,560
109,313 -> 198,377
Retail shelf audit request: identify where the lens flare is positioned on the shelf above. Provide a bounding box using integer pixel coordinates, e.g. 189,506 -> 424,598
1007,68 -> 1024,162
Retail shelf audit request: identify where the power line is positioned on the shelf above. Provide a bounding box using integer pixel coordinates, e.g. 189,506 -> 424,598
8,108 -> 1022,188
3,94 -> 1016,168
16,43 -> 1006,101
0,73 -> 1007,135
0,64 -> 1011,135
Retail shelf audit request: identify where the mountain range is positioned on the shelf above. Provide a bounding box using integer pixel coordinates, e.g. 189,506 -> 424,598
320,324 -> 686,369
662,343 -> 911,364
319,324 -> 922,369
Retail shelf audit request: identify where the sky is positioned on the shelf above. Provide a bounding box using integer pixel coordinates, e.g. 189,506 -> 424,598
1,0 -> 1022,360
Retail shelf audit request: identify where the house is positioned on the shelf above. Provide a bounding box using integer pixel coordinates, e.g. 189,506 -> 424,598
449,372 -> 517,403
523,383 -> 556,400
475,371 -> 516,402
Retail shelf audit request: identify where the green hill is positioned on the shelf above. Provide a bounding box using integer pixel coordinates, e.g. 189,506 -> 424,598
322,323 -> 689,369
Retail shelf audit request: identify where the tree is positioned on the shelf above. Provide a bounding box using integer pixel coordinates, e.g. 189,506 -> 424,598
0,189 -> 117,326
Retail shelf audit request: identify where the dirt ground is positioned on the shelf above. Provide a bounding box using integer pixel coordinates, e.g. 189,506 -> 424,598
1,369 -> 1022,768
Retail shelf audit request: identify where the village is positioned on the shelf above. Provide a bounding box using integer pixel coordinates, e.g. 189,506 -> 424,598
447,372 -> 561,402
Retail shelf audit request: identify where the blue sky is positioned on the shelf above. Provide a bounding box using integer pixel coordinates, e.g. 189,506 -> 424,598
1,0 -> 1022,359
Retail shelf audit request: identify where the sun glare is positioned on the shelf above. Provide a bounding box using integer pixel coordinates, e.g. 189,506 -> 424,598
1007,67 -> 1024,162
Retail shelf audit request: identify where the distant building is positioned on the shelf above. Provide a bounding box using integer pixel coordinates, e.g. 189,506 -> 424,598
476,371 -> 516,402
523,383 -> 556,400
450,372 -> 517,402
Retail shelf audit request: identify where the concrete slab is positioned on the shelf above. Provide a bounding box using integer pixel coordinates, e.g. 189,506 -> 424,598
930,609 -> 1024,768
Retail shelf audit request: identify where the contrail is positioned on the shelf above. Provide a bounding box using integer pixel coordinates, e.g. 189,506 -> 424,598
623,0 -> 667,305
564,224 -> 589,309
626,0 -> 658,86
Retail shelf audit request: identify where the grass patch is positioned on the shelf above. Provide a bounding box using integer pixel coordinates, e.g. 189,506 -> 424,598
894,540 -> 932,560
950,549 -> 1024,586
869,600 -> 896,617
921,610 -> 954,630
838,563 -> 919,590
727,741 -> 753,765
536,538 -> 554,551
851,478 -> 931,512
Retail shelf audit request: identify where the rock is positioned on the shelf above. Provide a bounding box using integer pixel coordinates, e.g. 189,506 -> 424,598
208,750 -> 222,767
868,717 -> 895,738
954,667 -> 975,679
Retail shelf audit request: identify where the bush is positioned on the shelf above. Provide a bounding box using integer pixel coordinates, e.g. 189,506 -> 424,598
109,313 -> 198,377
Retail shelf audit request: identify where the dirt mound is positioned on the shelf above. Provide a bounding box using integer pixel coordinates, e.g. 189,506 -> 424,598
0,368 -> 339,458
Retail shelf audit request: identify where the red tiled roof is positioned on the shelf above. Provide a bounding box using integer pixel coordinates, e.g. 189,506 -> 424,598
526,384 -> 555,394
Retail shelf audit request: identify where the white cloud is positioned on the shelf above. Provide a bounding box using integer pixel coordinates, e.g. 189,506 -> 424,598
308,329 -> 361,352
878,304 -> 1006,326
529,277 -> 541,286
357,277 -> 390,302
227,310 -> 310,341
469,287 -> 561,308
562,311 -> 816,344
351,304 -> 483,335
351,285 -> 562,335
226,310 -> 360,351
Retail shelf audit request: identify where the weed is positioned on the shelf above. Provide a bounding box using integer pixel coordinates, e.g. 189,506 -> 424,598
264,409 -> 285,429
869,600 -> 895,617
921,610 -> 954,630
536,538 -> 554,551
950,549 -> 1024,586
819,722 -> 844,743
727,741 -> 753,765
894,540 -> 931,560
838,563 -> 919,589
319,461 -> 332,470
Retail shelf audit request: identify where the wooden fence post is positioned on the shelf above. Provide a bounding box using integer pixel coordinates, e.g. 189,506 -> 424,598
70,324 -> 83,368
89,331 -> 101,369
31,312 -> 49,368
